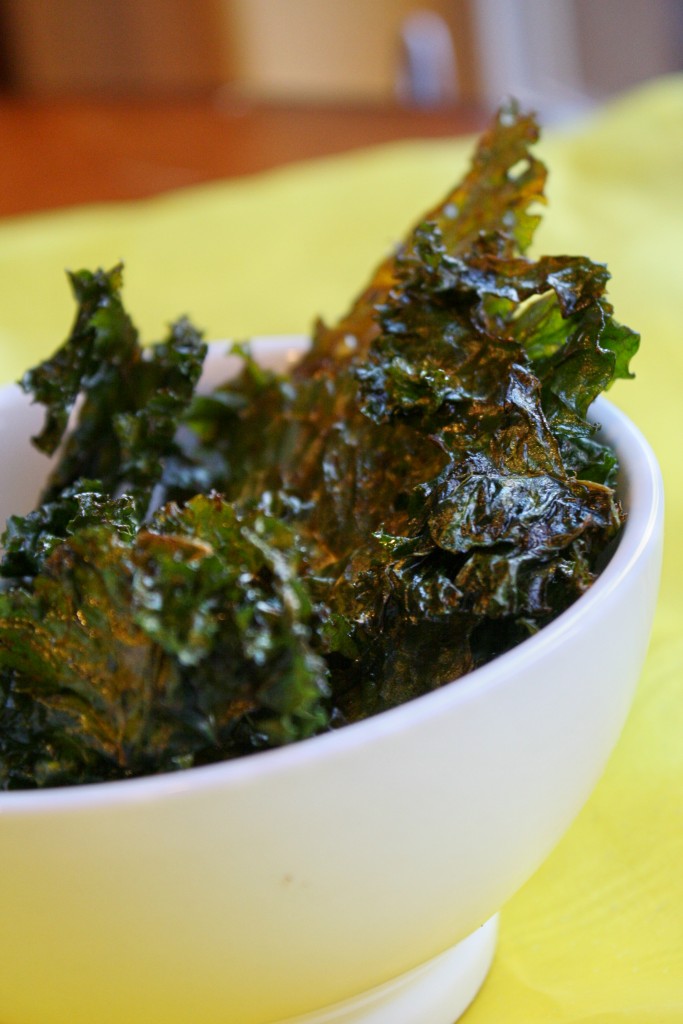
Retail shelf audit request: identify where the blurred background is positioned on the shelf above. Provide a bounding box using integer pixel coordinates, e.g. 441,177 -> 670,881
1,0 -> 682,117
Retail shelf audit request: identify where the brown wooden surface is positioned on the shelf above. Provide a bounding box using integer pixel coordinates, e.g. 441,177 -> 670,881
0,95 -> 488,217
0,0 -> 229,95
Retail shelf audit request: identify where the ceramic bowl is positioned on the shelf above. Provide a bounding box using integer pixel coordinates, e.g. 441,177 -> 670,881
0,338 -> 663,1024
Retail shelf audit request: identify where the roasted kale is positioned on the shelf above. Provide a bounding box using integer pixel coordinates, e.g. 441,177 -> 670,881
0,103 -> 638,787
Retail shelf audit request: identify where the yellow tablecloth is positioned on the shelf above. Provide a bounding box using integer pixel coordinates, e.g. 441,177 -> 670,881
1,76 -> 682,1022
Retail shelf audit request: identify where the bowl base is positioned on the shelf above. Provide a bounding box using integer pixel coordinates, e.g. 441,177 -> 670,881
277,914 -> 498,1024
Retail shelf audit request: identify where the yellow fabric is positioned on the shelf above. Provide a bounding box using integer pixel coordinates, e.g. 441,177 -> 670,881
1,75 -> 682,1020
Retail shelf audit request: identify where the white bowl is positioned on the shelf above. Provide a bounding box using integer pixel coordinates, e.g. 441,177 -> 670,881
0,338 -> 663,1024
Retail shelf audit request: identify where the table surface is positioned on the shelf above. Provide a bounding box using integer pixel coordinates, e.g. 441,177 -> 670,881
0,94 -> 488,218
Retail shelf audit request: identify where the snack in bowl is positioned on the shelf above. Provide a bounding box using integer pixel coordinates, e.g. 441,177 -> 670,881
1,103 -> 639,788
0,105 -> 663,1024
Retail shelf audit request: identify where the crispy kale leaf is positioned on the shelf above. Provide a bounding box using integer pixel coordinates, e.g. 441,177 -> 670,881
0,102 -> 639,788
21,264 -> 207,519
0,496 -> 329,788
295,100 -> 547,377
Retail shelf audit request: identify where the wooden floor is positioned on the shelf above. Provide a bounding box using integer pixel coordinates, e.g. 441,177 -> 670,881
0,94 -> 488,217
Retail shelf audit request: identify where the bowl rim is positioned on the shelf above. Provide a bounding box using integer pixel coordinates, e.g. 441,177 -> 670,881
0,337 -> 664,814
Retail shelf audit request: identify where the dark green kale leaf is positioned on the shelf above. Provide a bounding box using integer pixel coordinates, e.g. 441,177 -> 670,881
295,99 -> 547,378
0,496 -> 329,787
172,341 -> 292,503
0,524 -> 181,785
24,265 -> 207,516
141,494 -> 329,749
20,265 -> 137,457
3,265 -> 208,586
310,212 -> 634,708
1,486 -> 138,579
